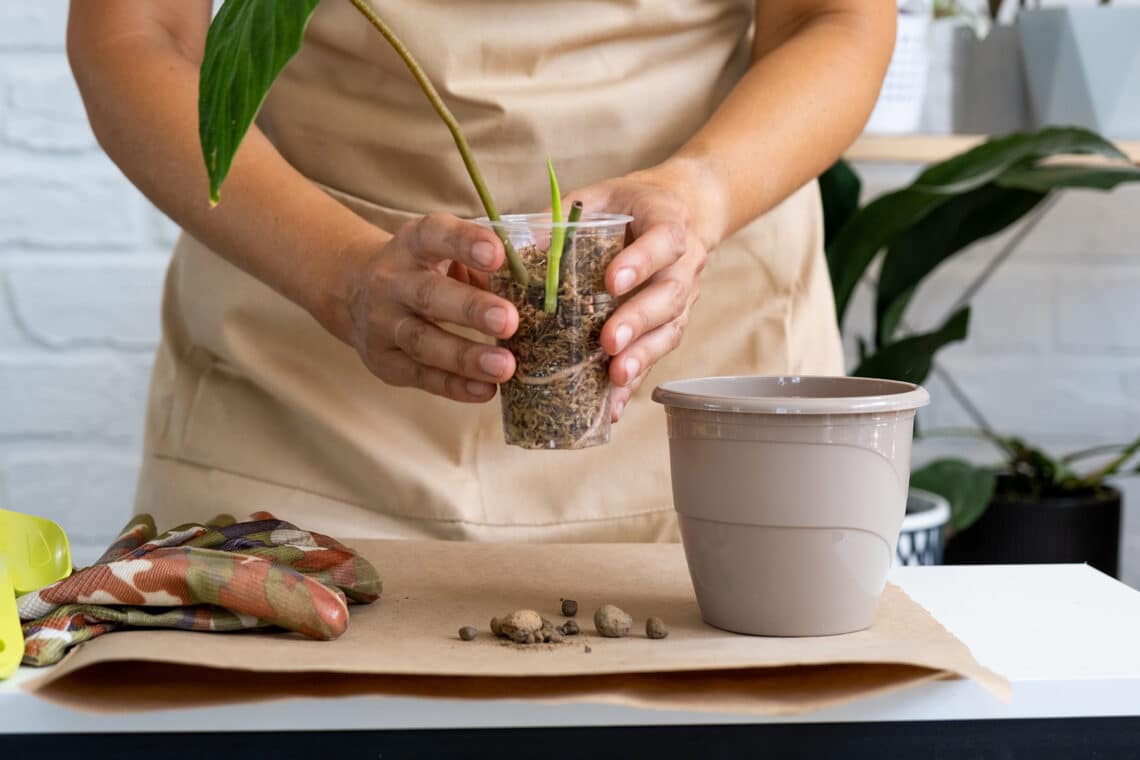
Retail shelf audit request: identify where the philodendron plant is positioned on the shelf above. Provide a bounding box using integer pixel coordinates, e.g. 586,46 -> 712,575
199,0 -> 580,299
200,0 -> 625,449
821,126 -> 1140,530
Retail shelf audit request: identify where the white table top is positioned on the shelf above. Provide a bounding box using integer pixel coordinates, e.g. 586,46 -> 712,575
2,563 -> 1139,733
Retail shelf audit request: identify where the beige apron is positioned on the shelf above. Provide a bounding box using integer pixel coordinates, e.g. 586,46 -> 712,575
134,0 -> 844,541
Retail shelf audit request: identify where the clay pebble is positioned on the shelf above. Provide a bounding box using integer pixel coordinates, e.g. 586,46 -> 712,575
561,599 -> 578,617
558,619 -> 580,636
490,617 -> 502,637
500,609 -> 543,637
645,617 -> 668,640
594,604 -> 633,638
458,626 -> 478,642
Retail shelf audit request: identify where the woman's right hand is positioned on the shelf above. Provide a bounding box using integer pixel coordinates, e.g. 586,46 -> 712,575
334,213 -> 520,402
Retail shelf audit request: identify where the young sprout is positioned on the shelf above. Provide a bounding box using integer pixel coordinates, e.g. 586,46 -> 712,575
544,157 -> 566,314
558,200 -> 583,288
564,201 -> 584,251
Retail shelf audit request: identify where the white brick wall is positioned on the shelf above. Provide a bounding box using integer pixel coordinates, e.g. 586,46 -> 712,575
851,162 -> 1140,587
2,16 -> 1138,585
0,10 -> 169,565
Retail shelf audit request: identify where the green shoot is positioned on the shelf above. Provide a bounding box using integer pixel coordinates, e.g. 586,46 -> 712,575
559,200 -> 583,282
543,156 -> 566,313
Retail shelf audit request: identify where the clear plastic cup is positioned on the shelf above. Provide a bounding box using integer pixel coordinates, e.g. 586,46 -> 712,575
479,213 -> 632,449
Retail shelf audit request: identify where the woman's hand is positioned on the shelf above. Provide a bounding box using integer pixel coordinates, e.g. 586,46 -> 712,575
335,214 -> 520,402
567,163 -> 711,422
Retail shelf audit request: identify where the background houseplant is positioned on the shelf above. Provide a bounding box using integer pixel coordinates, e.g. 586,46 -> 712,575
821,126 -> 1140,574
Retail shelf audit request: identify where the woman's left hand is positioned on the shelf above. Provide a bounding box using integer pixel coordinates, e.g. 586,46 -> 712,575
567,165 -> 711,422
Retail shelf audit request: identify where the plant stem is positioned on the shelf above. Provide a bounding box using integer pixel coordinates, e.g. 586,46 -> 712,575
346,0 -> 528,286
563,201 -> 584,246
916,425 -> 1013,458
1062,442 -> 1136,464
559,200 -> 583,284
1079,435 -> 1140,486
938,195 -> 1058,323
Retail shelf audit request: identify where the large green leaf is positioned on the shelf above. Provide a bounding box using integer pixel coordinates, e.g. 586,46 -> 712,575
911,458 -> 997,532
818,159 -> 861,251
852,307 -> 969,385
913,127 -> 1129,190
874,186 -> 1045,346
199,0 -> 321,204
827,127 -> 1133,326
827,186 -> 947,327
994,164 -> 1140,193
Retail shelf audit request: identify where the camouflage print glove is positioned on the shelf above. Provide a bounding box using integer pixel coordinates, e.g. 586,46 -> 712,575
17,512 -> 381,667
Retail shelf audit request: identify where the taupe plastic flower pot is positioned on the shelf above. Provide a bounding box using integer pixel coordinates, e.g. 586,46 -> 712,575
652,376 -> 930,637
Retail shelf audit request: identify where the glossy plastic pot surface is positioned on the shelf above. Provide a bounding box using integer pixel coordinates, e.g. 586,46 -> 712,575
653,376 -> 929,636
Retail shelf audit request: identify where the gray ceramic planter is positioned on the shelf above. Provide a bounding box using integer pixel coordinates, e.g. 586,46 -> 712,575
1018,8 -> 1140,138
653,376 -> 929,637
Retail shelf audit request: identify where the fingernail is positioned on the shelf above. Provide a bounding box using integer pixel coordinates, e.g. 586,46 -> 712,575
624,357 -> 640,382
472,241 -> 495,267
614,268 -> 636,294
614,323 -> 632,353
480,351 -> 507,378
485,307 -> 507,333
467,380 -> 494,396
615,399 -> 626,419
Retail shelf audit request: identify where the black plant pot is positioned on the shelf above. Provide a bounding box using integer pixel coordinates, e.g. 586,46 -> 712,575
944,482 -> 1122,577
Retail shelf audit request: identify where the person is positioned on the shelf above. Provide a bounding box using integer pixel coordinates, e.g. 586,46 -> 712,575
67,1 -> 895,541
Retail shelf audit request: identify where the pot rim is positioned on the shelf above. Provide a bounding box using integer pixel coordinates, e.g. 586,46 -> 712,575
474,212 -> 633,231
651,375 -> 930,415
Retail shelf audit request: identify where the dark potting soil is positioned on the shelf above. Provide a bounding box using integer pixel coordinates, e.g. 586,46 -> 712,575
491,234 -> 622,449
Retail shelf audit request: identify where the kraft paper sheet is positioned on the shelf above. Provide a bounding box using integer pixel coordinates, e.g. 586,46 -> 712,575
25,540 -> 1009,715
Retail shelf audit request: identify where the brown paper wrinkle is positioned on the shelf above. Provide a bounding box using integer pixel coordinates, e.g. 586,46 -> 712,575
24,540 -> 1010,714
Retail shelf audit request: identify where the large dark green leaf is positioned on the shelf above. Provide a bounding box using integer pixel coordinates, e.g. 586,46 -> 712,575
828,128 -> 1133,326
913,127 -> 1129,190
911,458 -> 997,532
818,159 -> 861,251
852,307 -> 969,385
199,0 -> 321,204
995,164 -> 1140,193
827,187 -> 947,327
874,186 -> 1045,346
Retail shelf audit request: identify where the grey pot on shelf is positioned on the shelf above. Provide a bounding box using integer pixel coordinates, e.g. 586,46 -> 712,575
922,20 -> 1031,135
895,488 -> 951,567
1017,7 -> 1140,139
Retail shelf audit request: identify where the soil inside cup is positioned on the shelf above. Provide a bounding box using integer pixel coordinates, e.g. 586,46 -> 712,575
490,221 -> 624,449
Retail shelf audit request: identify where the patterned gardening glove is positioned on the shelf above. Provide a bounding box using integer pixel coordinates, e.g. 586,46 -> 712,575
17,512 -> 381,667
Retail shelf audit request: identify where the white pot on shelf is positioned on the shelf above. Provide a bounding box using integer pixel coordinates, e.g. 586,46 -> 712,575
865,11 -> 933,135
